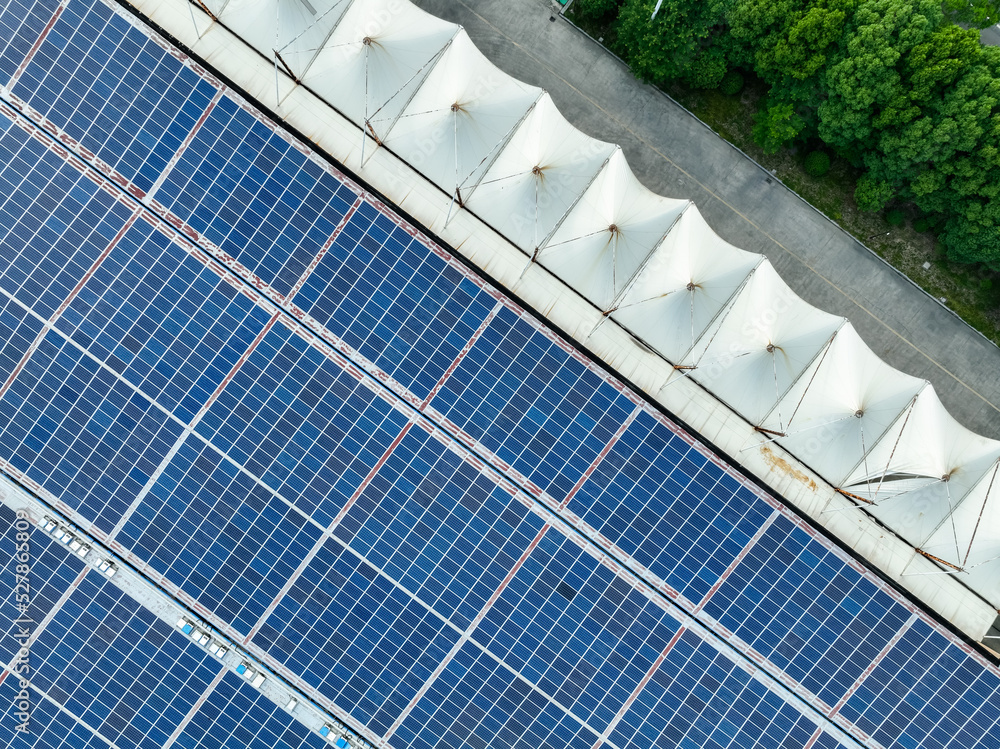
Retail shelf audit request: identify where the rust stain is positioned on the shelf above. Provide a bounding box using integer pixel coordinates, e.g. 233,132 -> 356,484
759,445 -> 818,492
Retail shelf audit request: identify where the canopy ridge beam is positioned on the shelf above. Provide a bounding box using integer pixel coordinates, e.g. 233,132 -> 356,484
367,32 -> 460,147
677,257 -> 764,365
915,548 -> 964,572
964,459 -> 1000,568
274,50 -> 299,83
193,0 -> 217,21
456,94 -> 542,207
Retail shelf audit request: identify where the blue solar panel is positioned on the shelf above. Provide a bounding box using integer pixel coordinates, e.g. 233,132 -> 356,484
117,435 -> 324,637
0,294 -> 45,385
335,426 -> 547,630
701,515 -> 912,707
0,504 -> 87,667
154,94 -> 356,297
10,0 -> 217,194
431,306 -> 633,495
0,0 -> 60,85
0,118 -> 135,319
0,327 -> 184,534
395,642 -> 600,749
30,575 -> 222,748
470,528 -> 681,733
566,409 -> 774,603
607,628 -> 831,749
0,675 -> 113,749
52,216 -> 274,424
256,537 -> 462,736
839,618 -> 1000,748
2,1 -> 999,748
293,201 -> 498,401
171,672 -> 330,749
194,321 -> 412,527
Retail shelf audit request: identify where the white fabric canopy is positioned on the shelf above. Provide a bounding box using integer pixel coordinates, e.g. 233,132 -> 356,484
684,262 -> 844,425
535,150 -> 689,310
299,0 -> 459,135
463,94 -> 616,253
610,205 -> 761,364
377,31 -> 543,199
211,0 -> 352,76
760,323 -> 926,485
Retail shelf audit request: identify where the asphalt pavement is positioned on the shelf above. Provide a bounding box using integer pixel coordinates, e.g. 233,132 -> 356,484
411,0 -> 1000,440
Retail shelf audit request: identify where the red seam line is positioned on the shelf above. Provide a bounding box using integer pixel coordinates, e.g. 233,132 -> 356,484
243,420 -> 417,647
591,625 -> 687,749
144,87 -> 224,204
828,613 -> 918,718
693,509 -> 780,615
802,726 -> 825,749
420,301 -> 503,411
5,0 -> 68,91
161,664 -> 228,749
188,312 -> 280,428
326,420 -> 416,533
382,524 -> 551,744
0,207 -> 141,403
4,92 -> 148,200
0,671 -> 7,688
284,194 -> 364,305
53,207 -> 142,321
559,404 -> 642,511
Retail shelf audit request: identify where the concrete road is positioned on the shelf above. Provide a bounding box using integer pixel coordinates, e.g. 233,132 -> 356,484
412,0 -> 1000,440
982,23 -> 1000,45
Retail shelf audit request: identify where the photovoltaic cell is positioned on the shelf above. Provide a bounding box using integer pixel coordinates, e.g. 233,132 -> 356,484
171,671 -> 331,749
0,0 -> 60,85
0,328 -> 184,534
117,435 -> 323,637
432,306 -> 633,497
154,94 -> 356,297
839,618 -> 1000,749
53,216 -> 274,424
0,119 -> 135,320
471,529 -> 682,733
254,537 -> 461,737
0,503 -> 87,668
701,515 -> 912,708
10,0 -> 217,194
334,426 -> 546,630
396,641 -> 600,749
29,575 -> 223,749
607,628 -> 835,749
567,410 -> 774,603
0,294 -> 45,386
0,676 -> 113,749
194,321 -> 411,528
293,201 -> 498,401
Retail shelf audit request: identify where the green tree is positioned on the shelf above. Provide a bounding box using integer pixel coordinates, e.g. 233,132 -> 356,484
575,0 -> 623,20
752,99 -> 805,152
942,0 -> 1000,28
614,0 -> 731,84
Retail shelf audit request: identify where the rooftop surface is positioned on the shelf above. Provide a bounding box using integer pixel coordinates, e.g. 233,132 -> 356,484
1,1 -> 1000,749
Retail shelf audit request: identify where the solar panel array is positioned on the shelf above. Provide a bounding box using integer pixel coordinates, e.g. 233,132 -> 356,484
1,1 -> 999,748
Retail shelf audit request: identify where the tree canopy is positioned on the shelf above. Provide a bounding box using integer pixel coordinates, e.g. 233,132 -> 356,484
575,0 -> 1000,267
